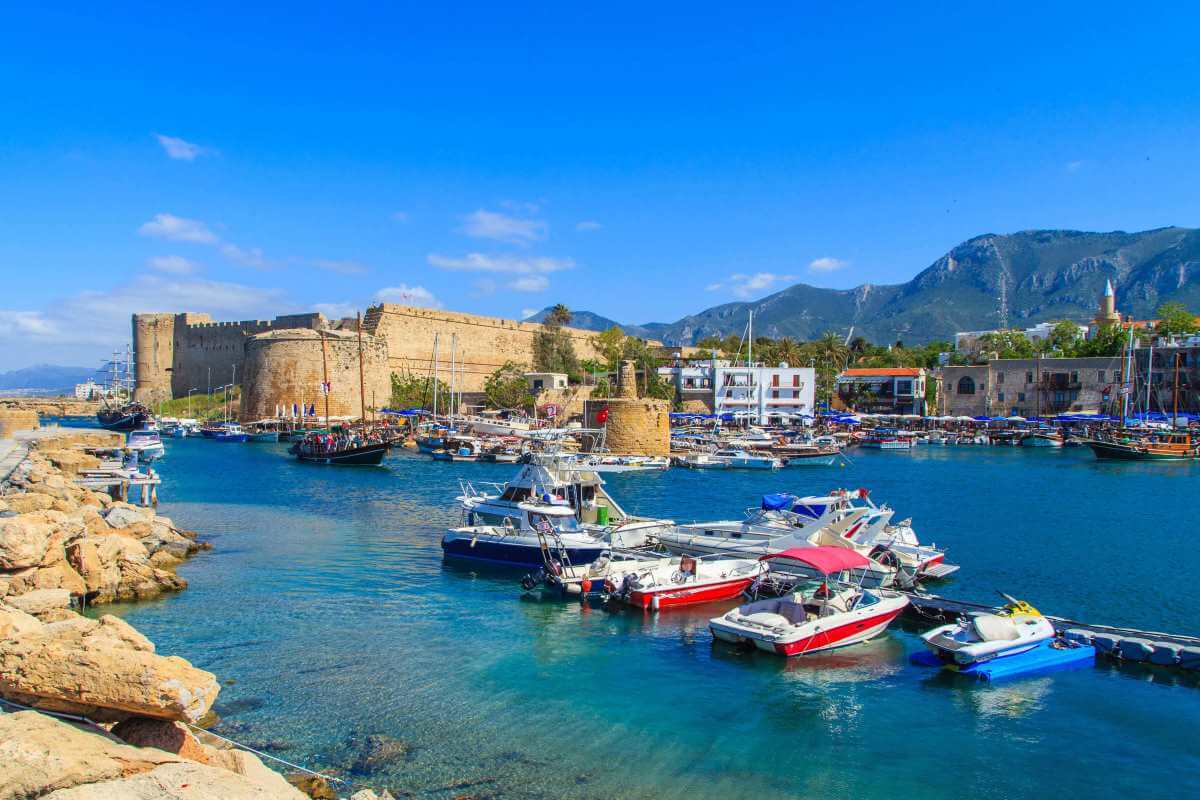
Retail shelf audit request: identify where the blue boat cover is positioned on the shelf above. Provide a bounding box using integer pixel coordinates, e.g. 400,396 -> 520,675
761,493 -> 795,511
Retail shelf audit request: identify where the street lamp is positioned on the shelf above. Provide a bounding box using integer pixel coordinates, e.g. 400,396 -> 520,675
187,387 -> 198,418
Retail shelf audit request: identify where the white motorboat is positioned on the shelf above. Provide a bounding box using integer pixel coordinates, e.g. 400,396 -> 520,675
457,454 -> 672,548
607,554 -> 767,611
714,449 -> 782,470
443,503 -> 609,568
570,453 -> 670,473
126,429 -> 165,461
721,426 -> 775,449
463,411 -> 545,437
676,452 -> 729,470
920,595 -> 1056,666
710,547 -> 909,656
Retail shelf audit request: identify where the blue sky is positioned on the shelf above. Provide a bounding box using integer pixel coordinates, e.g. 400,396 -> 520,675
2,2 -> 1199,370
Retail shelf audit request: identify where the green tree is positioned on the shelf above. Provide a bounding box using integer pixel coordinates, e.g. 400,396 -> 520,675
483,361 -> 532,410
972,330 -> 1035,361
389,371 -> 449,411
1041,321 -> 1084,355
592,325 -> 627,369
815,331 -> 850,372
1155,302 -> 1199,337
533,305 -> 580,378
1076,323 -> 1126,357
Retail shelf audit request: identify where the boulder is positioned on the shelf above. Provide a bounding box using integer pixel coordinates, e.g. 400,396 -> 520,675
66,538 -> 106,592
41,761 -> 308,799
105,504 -> 153,529
207,749 -> 305,798
0,710 -> 179,800
111,717 -> 210,764
0,601 -> 44,639
0,514 -> 55,569
0,614 -> 219,723
5,588 -> 71,618
3,561 -> 87,598
4,493 -> 57,514
287,774 -> 339,799
44,450 -> 102,477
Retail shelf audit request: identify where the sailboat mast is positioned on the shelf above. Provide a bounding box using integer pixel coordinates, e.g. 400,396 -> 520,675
1145,342 -> 1154,416
1121,326 -> 1135,421
356,312 -> 366,424
320,330 -> 330,429
448,333 -> 458,424
431,333 -> 440,420
1173,351 -> 1181,425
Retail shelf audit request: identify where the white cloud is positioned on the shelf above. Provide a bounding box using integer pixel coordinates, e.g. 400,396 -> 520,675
138,213 -> 218,244
219,243 -> 268,269
808,257 -> 848,273
1065,160 -> 1085,173
392,211 -> 409,222
373,285 -> 441,308
521,308 -> 538,320
313,302 -> 359,320
147,255 -> 200,275
154,133 -> 206,161
0,311 -> 60,339
427,252 -> 573,274
459,209 -> 546,245
509,275 -> 549,292
575,220 -> 602,232
313,259 -> 368,275
709,272 -> 798,299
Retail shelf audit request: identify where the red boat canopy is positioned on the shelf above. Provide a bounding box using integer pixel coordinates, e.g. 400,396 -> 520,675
761,546 -> 870,575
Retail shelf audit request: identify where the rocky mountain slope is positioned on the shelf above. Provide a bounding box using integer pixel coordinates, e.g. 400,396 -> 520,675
543,227 -> 1200,344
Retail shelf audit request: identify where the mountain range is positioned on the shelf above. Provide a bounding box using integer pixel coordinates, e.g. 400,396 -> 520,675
532,227 -> 1200,345
0,364 -> 99,394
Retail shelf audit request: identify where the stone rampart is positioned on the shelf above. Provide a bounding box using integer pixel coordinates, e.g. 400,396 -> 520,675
364,304 -> 604,392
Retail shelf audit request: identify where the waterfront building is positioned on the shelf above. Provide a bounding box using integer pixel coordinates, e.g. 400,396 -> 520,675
835,368 -> 928,416
524,372 -> 567,392
658,360 -> 815,422
940,356 -> 1123,417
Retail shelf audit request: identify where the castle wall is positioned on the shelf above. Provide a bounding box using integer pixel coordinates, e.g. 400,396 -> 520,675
240,329 -> 391,421
364,305 -> 603,393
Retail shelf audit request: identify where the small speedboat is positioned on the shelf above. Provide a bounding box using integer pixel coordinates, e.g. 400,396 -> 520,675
676,452 -> 729,470
126,429 -> 165,461
714,449 -> 783,470
920,594 -> 1055,666
607,555 -> 766,611
213,423 -> 249,443
443,503 -> 609,568
709,547 -> 909,656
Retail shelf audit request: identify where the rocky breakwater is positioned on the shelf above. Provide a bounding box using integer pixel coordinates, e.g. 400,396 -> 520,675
0,430 -> 391,799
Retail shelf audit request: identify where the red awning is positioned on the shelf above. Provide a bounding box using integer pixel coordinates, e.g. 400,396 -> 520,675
761,546 -> 870,575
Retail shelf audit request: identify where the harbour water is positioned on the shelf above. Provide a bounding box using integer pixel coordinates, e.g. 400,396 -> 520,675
102,438 -> 1200,799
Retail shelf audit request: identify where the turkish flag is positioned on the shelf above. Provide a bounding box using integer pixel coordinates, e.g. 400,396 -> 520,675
596,408 -> 609,424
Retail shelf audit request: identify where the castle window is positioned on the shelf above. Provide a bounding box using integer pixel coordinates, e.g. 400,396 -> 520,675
957,376 -> 975,395
1098,370 -> 1105,383
1026,371 -> 1033,384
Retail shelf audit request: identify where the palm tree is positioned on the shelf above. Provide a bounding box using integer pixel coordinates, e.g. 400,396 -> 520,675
773,336 -> 804,367
547,304 -> 572,327
815,331 -> 850,372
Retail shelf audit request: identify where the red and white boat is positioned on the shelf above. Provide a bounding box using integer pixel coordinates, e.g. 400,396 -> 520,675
708,547 -> 909,656
608,555 -> 766,611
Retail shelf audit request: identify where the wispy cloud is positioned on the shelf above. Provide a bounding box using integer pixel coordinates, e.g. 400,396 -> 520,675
147,255 -> 200,275
575,220 -> 602,232
1065,160 -> 1085,173
521,308 -> 539,319
392,211 -> 409,223
138,213 -> 272,269
509,275 -> 549,292
154,133 -> 207,161
374,285 -> 441,308
138,213 -> 218,244
707,272 -> 798,299
0,311 -> 59,339
459,209 -> 546,245
808,257 -> 848,273
427,252 -> 573,275
312,302 -> 359,320
313,259 -> 369,275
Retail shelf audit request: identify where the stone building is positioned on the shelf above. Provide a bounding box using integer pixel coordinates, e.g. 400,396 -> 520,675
583,361 -> 670,456
835,368 -> 928,416
940,356 -> 1125,417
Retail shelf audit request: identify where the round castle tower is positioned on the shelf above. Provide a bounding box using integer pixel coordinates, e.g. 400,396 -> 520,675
239,328 -> 391,422
132,313 -> 176,406
583,360 -> 670,456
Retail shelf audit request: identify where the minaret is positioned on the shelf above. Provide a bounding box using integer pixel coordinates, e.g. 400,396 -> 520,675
1095,279 -> 1120,326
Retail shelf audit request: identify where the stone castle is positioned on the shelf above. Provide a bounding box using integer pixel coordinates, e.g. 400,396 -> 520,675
132,305 -> 605,419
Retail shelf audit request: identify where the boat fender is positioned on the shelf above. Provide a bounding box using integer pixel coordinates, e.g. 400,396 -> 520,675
581,578 -> 592,594
651,594 -> 660,612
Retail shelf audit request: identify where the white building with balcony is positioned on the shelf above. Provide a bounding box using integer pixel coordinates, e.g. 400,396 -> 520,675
660,361 -> 815,423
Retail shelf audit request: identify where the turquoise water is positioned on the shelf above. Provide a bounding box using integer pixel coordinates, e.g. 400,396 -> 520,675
100,436 -> 1199,799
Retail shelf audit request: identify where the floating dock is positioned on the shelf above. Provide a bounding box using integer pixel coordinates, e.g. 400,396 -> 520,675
901,590 -> 1200,671
910,640 -> 1097,682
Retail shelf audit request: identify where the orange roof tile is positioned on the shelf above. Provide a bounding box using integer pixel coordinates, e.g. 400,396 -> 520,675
840,368 -> 922,377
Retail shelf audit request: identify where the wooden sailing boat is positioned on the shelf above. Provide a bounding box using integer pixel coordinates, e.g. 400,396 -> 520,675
1086,352 -> 1197,461
289,321 -> 388,465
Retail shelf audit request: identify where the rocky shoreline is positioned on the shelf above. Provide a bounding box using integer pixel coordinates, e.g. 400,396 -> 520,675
0,428 -> 391,800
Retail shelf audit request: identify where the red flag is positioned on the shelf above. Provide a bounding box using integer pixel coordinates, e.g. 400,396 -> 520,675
596,408 -> 609,424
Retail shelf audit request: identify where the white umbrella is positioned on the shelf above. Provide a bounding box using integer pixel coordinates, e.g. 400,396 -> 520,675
1007,415 -> 1026,421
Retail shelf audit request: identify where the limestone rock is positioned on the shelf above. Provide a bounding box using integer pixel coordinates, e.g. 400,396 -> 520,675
0,614 -> 218,723
0,514 -> 55,569
351,733 -> 410,773
44,449 -> 102,477
4,493 -> 57,514
5,587 -> 71,618
286,774 -> 338,800
111,717 -> 211,764
4,561 -> 87,598
209,749 -> 305,798
105,504 -> 153,529
41,760 -> 308,799
0,601 -> 44,639
150,550 -> 184,570
0,710 -> 179,800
